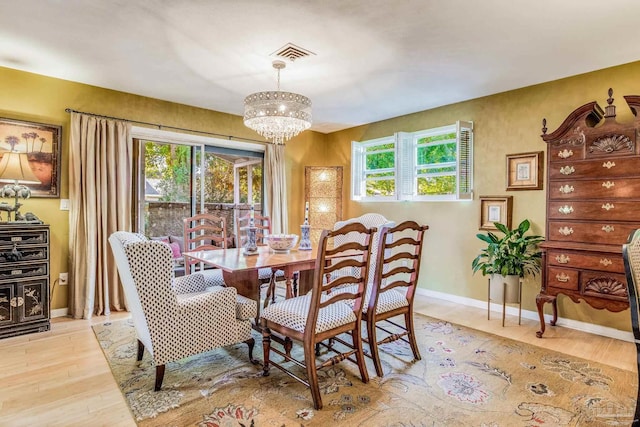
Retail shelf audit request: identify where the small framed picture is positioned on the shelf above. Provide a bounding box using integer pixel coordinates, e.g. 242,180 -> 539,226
506,151 -> 543,191
479,195 -> 513,230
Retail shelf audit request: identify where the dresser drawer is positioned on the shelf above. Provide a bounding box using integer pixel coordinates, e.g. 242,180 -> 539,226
0,229 -> 48,248
548,220 -> 640,245
581,271 -> 628,301
547,267 -> 579,290
0,245 -> 48,264
547,249 -> 624,273
549,145 -> 584,162
548,201 -> 640,221
548,177 -> 640,200
0,262 -> 48,281
549,157 -> 640,180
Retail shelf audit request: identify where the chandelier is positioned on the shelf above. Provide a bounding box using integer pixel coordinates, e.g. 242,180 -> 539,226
243,60 -> 312,145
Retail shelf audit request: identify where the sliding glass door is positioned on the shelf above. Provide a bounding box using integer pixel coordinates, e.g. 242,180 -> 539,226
136,139 -> 264,247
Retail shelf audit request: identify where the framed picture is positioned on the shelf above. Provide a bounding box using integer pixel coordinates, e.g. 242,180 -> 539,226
506,151 -> 543,191
0,118 -> 61,197
479,195 -> 513,230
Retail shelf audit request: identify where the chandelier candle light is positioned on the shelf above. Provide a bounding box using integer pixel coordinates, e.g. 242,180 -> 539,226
243,60 -> 312,145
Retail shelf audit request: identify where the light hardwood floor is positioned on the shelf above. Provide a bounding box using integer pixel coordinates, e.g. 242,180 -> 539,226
0,294 -> 636,426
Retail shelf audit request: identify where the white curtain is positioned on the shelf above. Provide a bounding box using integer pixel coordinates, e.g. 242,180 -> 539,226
68,113 -> 133,319
264,144 -> 288,234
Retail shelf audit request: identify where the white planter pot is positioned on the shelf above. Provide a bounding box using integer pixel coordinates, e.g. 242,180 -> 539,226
489,274 -> 521,304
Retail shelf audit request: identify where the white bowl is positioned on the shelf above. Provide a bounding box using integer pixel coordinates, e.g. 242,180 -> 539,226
265,234 -> 299,253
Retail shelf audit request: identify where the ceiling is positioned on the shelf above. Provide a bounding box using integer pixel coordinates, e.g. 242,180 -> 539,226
2,0 -> 640,134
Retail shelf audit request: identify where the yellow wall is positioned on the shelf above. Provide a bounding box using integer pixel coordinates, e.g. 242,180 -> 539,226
2,60 -> 639,332
325,60 -> 640,332
0,66 -> 320,311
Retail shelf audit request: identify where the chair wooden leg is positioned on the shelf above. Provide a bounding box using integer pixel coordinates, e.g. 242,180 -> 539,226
304,341 -> 323,410
405,310 -> 422,361
136,339 -> 144,361
284,337 -> 293,357
261,322 -> 271,377
154,365 -> 165,391
245,337 -> 258,364
267,273 -> 277,305
367,316 -> 384,377
352,326 -> 369,384
635,343 -> 640,426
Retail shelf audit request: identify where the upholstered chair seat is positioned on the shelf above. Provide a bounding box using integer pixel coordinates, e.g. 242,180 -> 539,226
261,294 -> 357,334
332,284 -> 409,315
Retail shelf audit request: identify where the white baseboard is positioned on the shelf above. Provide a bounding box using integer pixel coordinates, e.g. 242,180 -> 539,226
51,308 -> 69,318
415,288 -> 634,343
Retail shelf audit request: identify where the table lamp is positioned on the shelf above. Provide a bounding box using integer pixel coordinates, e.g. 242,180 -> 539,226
0,151 -> 41,221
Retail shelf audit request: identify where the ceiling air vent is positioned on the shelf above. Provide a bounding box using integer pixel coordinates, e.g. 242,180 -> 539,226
271,43 -> 315,62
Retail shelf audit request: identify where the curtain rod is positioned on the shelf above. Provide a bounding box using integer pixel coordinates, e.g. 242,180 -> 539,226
64,108 -> 265,144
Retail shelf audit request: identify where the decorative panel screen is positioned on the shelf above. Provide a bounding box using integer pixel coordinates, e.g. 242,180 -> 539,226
305,166 -> 343,243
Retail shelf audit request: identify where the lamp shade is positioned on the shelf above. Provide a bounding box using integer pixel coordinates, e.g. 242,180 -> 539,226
0,151 -> 41,184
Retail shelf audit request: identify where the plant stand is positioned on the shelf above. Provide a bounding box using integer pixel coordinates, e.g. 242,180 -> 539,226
487,277 -> 522,327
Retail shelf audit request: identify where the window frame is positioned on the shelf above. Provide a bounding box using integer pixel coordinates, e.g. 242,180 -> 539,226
351,121 -> 473,202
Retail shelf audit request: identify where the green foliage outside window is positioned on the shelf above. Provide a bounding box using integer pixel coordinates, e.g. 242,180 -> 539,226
145,143 -> 191,202
144,141 -> 262,204
416,132 -> 457,196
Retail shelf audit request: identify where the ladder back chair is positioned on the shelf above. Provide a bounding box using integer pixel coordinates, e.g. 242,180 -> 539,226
260,222 -> 377,410
236,212 -> 287,305
329,213 -> 395,285
622,228 -> 640,426
366,220 -> 428,377
183,213 -> 227,286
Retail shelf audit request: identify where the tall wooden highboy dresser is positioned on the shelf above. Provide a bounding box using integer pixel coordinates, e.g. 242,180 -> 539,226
0,223 -> 50,339
536,89 -> 640,337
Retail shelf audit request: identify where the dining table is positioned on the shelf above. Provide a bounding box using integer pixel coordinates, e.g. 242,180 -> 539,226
183,246 -> 318,322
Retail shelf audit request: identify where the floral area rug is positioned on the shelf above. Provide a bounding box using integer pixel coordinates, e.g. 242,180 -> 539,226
93,315 -> 637,426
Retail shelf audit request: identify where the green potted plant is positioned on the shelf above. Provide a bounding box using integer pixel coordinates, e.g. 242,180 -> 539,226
472,219 -> 544,303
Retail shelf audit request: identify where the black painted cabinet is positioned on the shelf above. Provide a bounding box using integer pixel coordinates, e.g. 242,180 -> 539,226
0,224 -> 50,339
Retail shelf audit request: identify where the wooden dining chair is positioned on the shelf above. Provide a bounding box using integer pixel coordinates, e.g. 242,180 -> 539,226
236,211 -> 286,305
260,222 -> 376,410
183,213 -> 227,286
365,220 -> 428,376
622,228 -> 640,426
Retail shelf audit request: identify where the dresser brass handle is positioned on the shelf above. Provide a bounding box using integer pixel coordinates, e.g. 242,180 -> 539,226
558,149 -> 573,159
602,161 -> 616,169
558,205 -> 574,215
600,258 -> 613,266
601,203 -> 615,211
9,297 -> 24,307
560,166 -> 575,175
558,227 -> 574,236
559,185 -> 575,194
555,254 -> 570,264
556,273 -> 570,282
601,225 -> 615,233
602,181 -> 615,189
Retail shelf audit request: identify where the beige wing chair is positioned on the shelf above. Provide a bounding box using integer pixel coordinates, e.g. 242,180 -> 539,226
108,231 -> 257,391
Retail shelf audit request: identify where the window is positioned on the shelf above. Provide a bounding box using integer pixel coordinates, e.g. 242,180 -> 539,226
351,121 -> 473,201
131,126 -> 265,238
